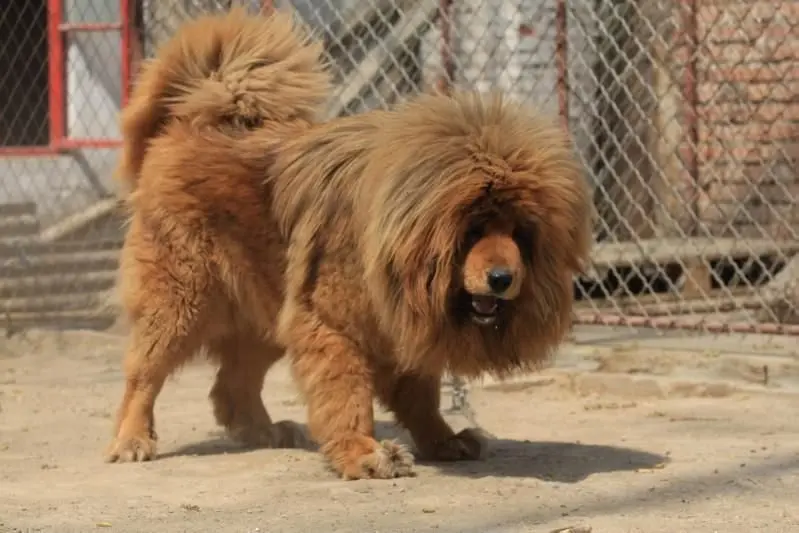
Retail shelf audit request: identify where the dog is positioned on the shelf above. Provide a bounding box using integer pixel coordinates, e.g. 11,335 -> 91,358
270,92 -> 593,479
106,8 -> 594,480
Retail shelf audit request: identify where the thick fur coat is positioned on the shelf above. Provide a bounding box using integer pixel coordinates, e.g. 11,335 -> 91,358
107,8 -> 593,480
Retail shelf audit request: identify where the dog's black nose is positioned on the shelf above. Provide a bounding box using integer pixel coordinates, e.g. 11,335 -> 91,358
487,268 -> 513,294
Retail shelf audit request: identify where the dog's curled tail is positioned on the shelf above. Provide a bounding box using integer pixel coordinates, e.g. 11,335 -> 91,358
116,7 -> 329,190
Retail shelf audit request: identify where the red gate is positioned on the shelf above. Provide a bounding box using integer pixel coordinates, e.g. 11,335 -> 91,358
0,0 -> 133,155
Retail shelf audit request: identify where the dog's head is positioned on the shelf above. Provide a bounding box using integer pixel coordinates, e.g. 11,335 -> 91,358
359,91 -> 593,378
454,202 -> 533,328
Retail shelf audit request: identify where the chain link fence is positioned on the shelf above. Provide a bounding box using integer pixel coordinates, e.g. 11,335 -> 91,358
0,0 -> 797,338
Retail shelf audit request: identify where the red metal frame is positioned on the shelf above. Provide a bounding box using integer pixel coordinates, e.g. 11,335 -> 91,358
120,0 -> 132,108
0,0 -> 131,156
47,0 -> 65,150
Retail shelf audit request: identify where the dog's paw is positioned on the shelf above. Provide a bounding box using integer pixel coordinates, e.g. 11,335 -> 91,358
228,419 -> 312,450
342,439 -> 416,480
428,428 -> 488,461
105,434 -> 157,463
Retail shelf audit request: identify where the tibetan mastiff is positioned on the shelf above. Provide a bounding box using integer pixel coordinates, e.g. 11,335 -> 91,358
106,7 -> 593,480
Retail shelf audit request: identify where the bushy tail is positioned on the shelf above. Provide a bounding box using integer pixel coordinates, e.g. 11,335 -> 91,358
116,7 -> 329,190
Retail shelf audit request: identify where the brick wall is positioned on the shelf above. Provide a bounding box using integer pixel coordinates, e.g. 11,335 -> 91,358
695,0 -> 799,239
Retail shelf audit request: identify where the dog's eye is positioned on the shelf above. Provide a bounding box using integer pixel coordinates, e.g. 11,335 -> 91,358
513,227 -> 535,263
463,225 -> 484,247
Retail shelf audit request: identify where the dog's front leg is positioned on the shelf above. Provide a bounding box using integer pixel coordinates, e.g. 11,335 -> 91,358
289,321 -> 415,480
375,370 -> 487,462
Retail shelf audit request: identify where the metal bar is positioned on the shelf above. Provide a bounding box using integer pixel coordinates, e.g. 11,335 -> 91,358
436,0 -> 455,94
0,146 -> 60,156
0,139 -> 122,154
47,0 -> 65,147
555,0 -> 569,130
574,311 -> 799,336
58,22 -> 122,32
120,0 -> 132,107
55,139 -> 122,149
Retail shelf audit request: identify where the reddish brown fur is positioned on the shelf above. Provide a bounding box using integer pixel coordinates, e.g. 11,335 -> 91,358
108,8 -> 593,480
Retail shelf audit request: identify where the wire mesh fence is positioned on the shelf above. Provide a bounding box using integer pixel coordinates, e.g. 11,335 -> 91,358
0,0 -> 797,337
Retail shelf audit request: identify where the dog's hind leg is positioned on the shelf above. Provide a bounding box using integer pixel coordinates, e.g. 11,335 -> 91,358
208,333 -> 309,449
105,236 -> 210,463
375,371 -> 487,462
105,320 -> 203,463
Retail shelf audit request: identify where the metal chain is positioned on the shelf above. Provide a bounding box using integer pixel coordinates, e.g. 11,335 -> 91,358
444,375 -> 480,427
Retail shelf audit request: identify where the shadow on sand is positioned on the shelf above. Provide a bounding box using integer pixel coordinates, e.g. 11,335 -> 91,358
423,437 -> 667,482
159,420 -> 666,482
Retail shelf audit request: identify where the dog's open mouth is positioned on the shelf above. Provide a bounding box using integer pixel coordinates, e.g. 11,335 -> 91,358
470,295 -> 499,325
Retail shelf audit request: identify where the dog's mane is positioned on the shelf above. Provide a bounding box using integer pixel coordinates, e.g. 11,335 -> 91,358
272,91 -> 592,378
271,112 -> 387,240
269,111 -> 388,344
357,91 -> 594,377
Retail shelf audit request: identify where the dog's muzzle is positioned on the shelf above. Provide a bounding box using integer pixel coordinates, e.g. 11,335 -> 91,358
470,294 -> 499,325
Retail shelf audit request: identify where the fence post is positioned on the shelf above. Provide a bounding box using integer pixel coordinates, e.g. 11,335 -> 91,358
677,0 -> 705,298
120,0 -> 133,107
47,0 -> 65,148
437,0 -> 455,94
555,0 -> 569,131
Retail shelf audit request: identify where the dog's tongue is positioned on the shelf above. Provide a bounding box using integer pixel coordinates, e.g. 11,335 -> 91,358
471,295 -> 498,314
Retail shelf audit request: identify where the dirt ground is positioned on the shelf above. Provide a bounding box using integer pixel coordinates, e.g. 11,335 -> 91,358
1,326 -> 798,533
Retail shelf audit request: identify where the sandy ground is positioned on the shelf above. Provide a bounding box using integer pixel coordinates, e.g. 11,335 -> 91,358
1,326 -> 798,533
